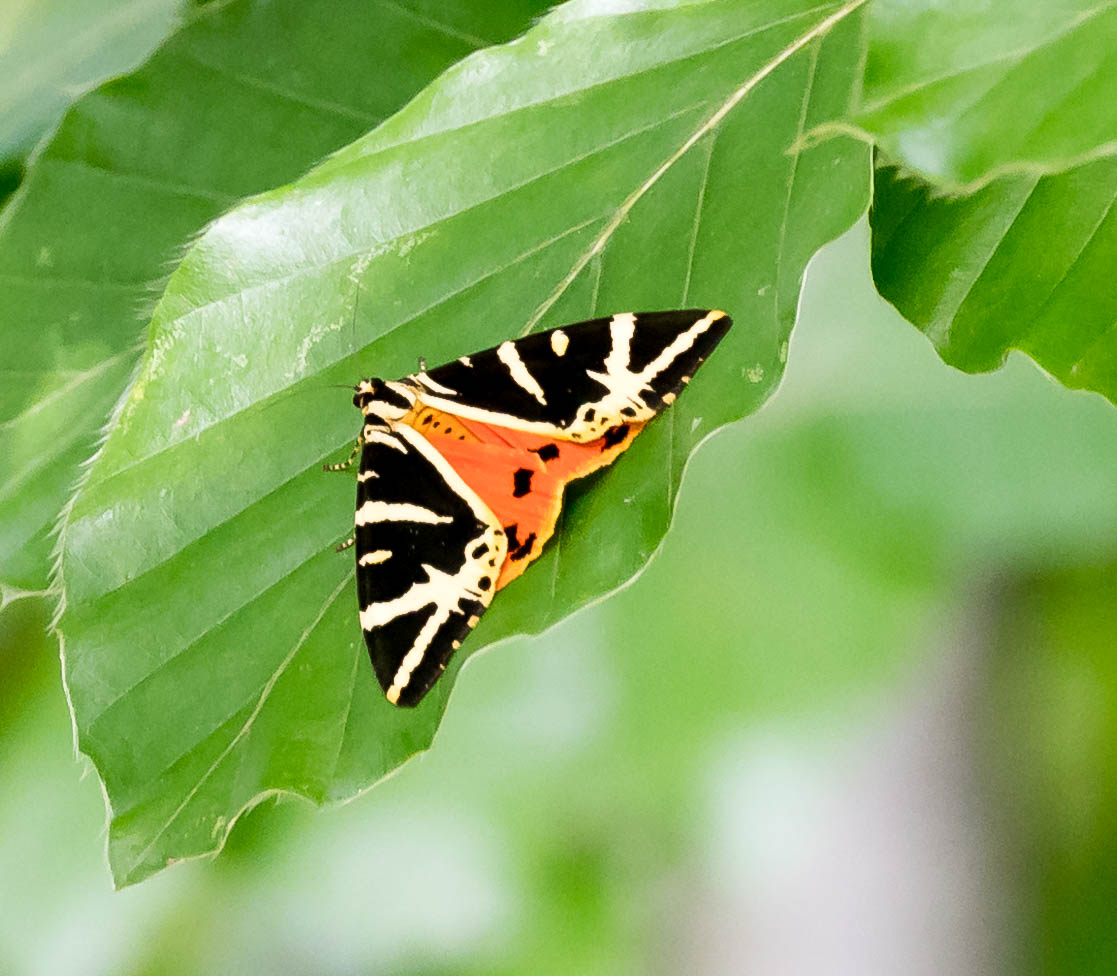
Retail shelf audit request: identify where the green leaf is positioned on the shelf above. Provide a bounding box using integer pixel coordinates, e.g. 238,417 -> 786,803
855,0 -> 1117,187
871,157 -> 1117,403
0,0 -> 541,595
58,0 -> 872,885
0,0 -> 185,165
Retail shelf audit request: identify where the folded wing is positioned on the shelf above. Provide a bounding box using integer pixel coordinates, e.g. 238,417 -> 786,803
413,310 -> 731,441
354,425 -> 506,706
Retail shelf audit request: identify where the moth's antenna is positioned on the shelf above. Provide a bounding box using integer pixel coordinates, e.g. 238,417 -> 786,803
349,279 -> 362,357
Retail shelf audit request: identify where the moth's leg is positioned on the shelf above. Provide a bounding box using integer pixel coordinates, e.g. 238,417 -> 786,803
335,535 -> 355,553
323,437 -> 362,472
417,356 -> 427,372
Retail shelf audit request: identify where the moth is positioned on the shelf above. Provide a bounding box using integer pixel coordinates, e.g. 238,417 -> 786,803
327,309 -> 732,706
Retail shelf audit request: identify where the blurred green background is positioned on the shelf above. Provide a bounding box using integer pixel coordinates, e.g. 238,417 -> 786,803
4,218 -> 1117,974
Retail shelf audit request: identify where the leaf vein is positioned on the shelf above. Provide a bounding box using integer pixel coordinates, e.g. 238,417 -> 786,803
40,156 -> 237,204
327,641 -> 363,785
128,569 -> 353,873
521,0 -> 868,334
93,213 -> 607,493
0,349 -> 135,435
939,177 -> 1040,343
377,0 -> 496,49
343,3 -> 839,170
773,36 -> 822,327
177,50 -> 381,125
681,131 -> 716,305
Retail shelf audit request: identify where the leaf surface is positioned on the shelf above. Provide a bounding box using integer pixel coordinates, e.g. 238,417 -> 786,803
871,157 -> 1117,402
855,0 -> 1117,187
0,0 -> 540,595
58,0 -> 872,885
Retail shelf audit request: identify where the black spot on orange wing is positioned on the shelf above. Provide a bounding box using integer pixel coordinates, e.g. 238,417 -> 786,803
504,524 -> 537,561
601,424 -> 630,450
414,415 -> 642,592
511,533 -> 536,561
512,468 -> 534,497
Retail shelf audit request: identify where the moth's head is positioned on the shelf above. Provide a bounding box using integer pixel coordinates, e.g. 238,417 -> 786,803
352,378 -> 383,410
353,378 -> 414,420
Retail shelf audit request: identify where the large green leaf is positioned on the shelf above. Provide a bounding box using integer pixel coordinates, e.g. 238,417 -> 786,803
871,157 -> 1117,402
856,0 -> 1117,187
0,0 -> 542,596
0,0 -> 185,166
58,0 -> 871,885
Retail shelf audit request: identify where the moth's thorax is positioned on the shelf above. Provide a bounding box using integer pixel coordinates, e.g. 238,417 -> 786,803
355,378 -> 417,424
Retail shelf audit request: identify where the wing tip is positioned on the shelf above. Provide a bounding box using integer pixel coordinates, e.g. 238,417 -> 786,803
707,308 -> 732,331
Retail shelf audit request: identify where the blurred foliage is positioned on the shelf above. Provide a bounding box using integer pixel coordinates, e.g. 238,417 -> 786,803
0,159 -> 22,210
989,558 -> 1117,976
0,0 -> 184,166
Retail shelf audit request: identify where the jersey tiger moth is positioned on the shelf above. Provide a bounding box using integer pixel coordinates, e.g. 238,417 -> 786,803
326,309 -> 732,706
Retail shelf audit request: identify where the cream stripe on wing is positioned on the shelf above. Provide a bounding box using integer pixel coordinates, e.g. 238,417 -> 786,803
355,501 -> 453,526
387,603 -> 452,704
360,563 -> 480,631
604,313 -> 636,375
402,395 -> 571,437
363,429 -> 406,451
497,340 -> 547,405
639,309 -> 723,381
394,424 -> 502,528
358,549 -> 392,566
415,371 -> 458,395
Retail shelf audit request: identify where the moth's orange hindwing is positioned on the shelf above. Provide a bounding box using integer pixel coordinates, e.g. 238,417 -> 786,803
410,411 -> 645,589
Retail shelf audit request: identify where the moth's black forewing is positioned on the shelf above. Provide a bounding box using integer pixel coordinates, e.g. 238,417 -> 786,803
423,310 -> 731,429
355,432 -> 491,706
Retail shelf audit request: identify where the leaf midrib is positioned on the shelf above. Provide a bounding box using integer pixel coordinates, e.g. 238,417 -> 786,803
122,569 -> 354,875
